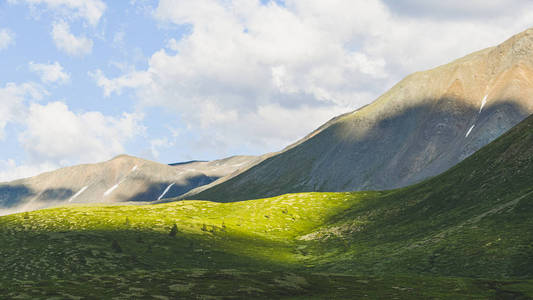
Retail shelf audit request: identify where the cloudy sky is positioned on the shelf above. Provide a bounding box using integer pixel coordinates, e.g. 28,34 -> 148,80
0,0 -> 532,181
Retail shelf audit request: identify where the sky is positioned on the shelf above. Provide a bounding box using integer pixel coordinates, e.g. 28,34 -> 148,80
0,0 -> 532,182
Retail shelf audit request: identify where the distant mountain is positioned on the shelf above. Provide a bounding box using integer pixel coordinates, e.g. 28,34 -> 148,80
188,27 -> 533,202
0,154 -> 258,214
168,160 -> 207,166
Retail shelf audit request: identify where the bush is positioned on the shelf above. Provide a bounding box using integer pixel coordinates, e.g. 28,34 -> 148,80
169,224 -> 178,237
111,240 -> 122,253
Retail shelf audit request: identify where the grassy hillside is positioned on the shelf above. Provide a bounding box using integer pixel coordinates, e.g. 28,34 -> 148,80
1,194 -> 531,299
3,115 -> 533,298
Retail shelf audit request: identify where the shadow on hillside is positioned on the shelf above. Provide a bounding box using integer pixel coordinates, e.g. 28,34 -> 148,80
0,226 -> 299,282
40,188 -> 74,201
118,174 -> 220,202
189,98 -> 529,202
0,173 -> 221,214
0,185 -> 34,208
0,185 -> 77,215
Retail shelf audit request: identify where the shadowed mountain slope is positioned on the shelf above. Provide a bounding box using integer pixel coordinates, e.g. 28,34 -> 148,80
188,27 -> 533,202
303,112 -> 533,278
0,155 -> 258,214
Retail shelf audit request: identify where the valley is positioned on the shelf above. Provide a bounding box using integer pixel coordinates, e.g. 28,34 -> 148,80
2,112 -> 533,298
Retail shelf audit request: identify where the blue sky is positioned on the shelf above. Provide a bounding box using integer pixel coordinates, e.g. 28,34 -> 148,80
0,0 -> 532,181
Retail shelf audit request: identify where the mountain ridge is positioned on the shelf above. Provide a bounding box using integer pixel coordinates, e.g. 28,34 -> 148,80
0,154 -> 259,214
185,27 -> 533,202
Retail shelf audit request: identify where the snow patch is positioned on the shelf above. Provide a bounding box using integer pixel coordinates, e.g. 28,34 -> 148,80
69,186 -> 88,202
103,184 -> 119,197
104,179 -> 125,197
465,125 -> 475,138
131,165 -> 138,172
479,95 -> 488,113
158,183 -> 175,200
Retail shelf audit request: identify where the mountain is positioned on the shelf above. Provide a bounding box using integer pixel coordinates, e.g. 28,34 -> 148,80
305,109 -> 533,278
187,28 -> 533,202
0,154 -> 258,215
2,104 -> 533,298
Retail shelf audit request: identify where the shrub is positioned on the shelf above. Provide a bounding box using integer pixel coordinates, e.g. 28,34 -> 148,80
111,240 -> 122,253
169,224 -> 178,237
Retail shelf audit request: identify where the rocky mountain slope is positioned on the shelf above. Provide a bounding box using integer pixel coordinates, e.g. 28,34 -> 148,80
188,27 -> 533,202
0,155 -> 258,214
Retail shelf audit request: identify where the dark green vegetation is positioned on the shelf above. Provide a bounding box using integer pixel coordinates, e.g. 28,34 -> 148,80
2,116 -> 533,298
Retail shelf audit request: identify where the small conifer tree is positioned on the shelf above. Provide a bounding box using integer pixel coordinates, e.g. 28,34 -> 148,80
169,224 -> 178,237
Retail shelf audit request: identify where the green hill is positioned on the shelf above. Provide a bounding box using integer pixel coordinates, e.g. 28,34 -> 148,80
2,115 -> 533,298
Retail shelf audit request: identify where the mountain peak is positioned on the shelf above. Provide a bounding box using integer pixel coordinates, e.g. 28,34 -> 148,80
110,154 -> 135,160
507,26 -> 533,44
498,26 -> 533,48
488,27 -> 533,69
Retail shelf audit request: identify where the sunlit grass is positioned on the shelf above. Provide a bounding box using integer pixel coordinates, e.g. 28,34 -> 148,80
1,189 -> 532,298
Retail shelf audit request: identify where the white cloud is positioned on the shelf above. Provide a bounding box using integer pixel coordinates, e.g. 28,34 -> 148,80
51,20 -> 93,56
0,82 -> 46,140
0,159 -> 58,182
383,0 -> 533,20
129,0 -> 154,16
166,38 -> 180,51
203,103 -> 349,153
150,137 -> 174,159
93,0 -> 533,158
8,0 -> 106,26
112,30 -> 125,48
0,28 -> 14,50
0,84 -> 143,181
95,0 -> 381,155
19,101 -> 145,166
90,69 -> 151,97
29,61 -> 70,84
